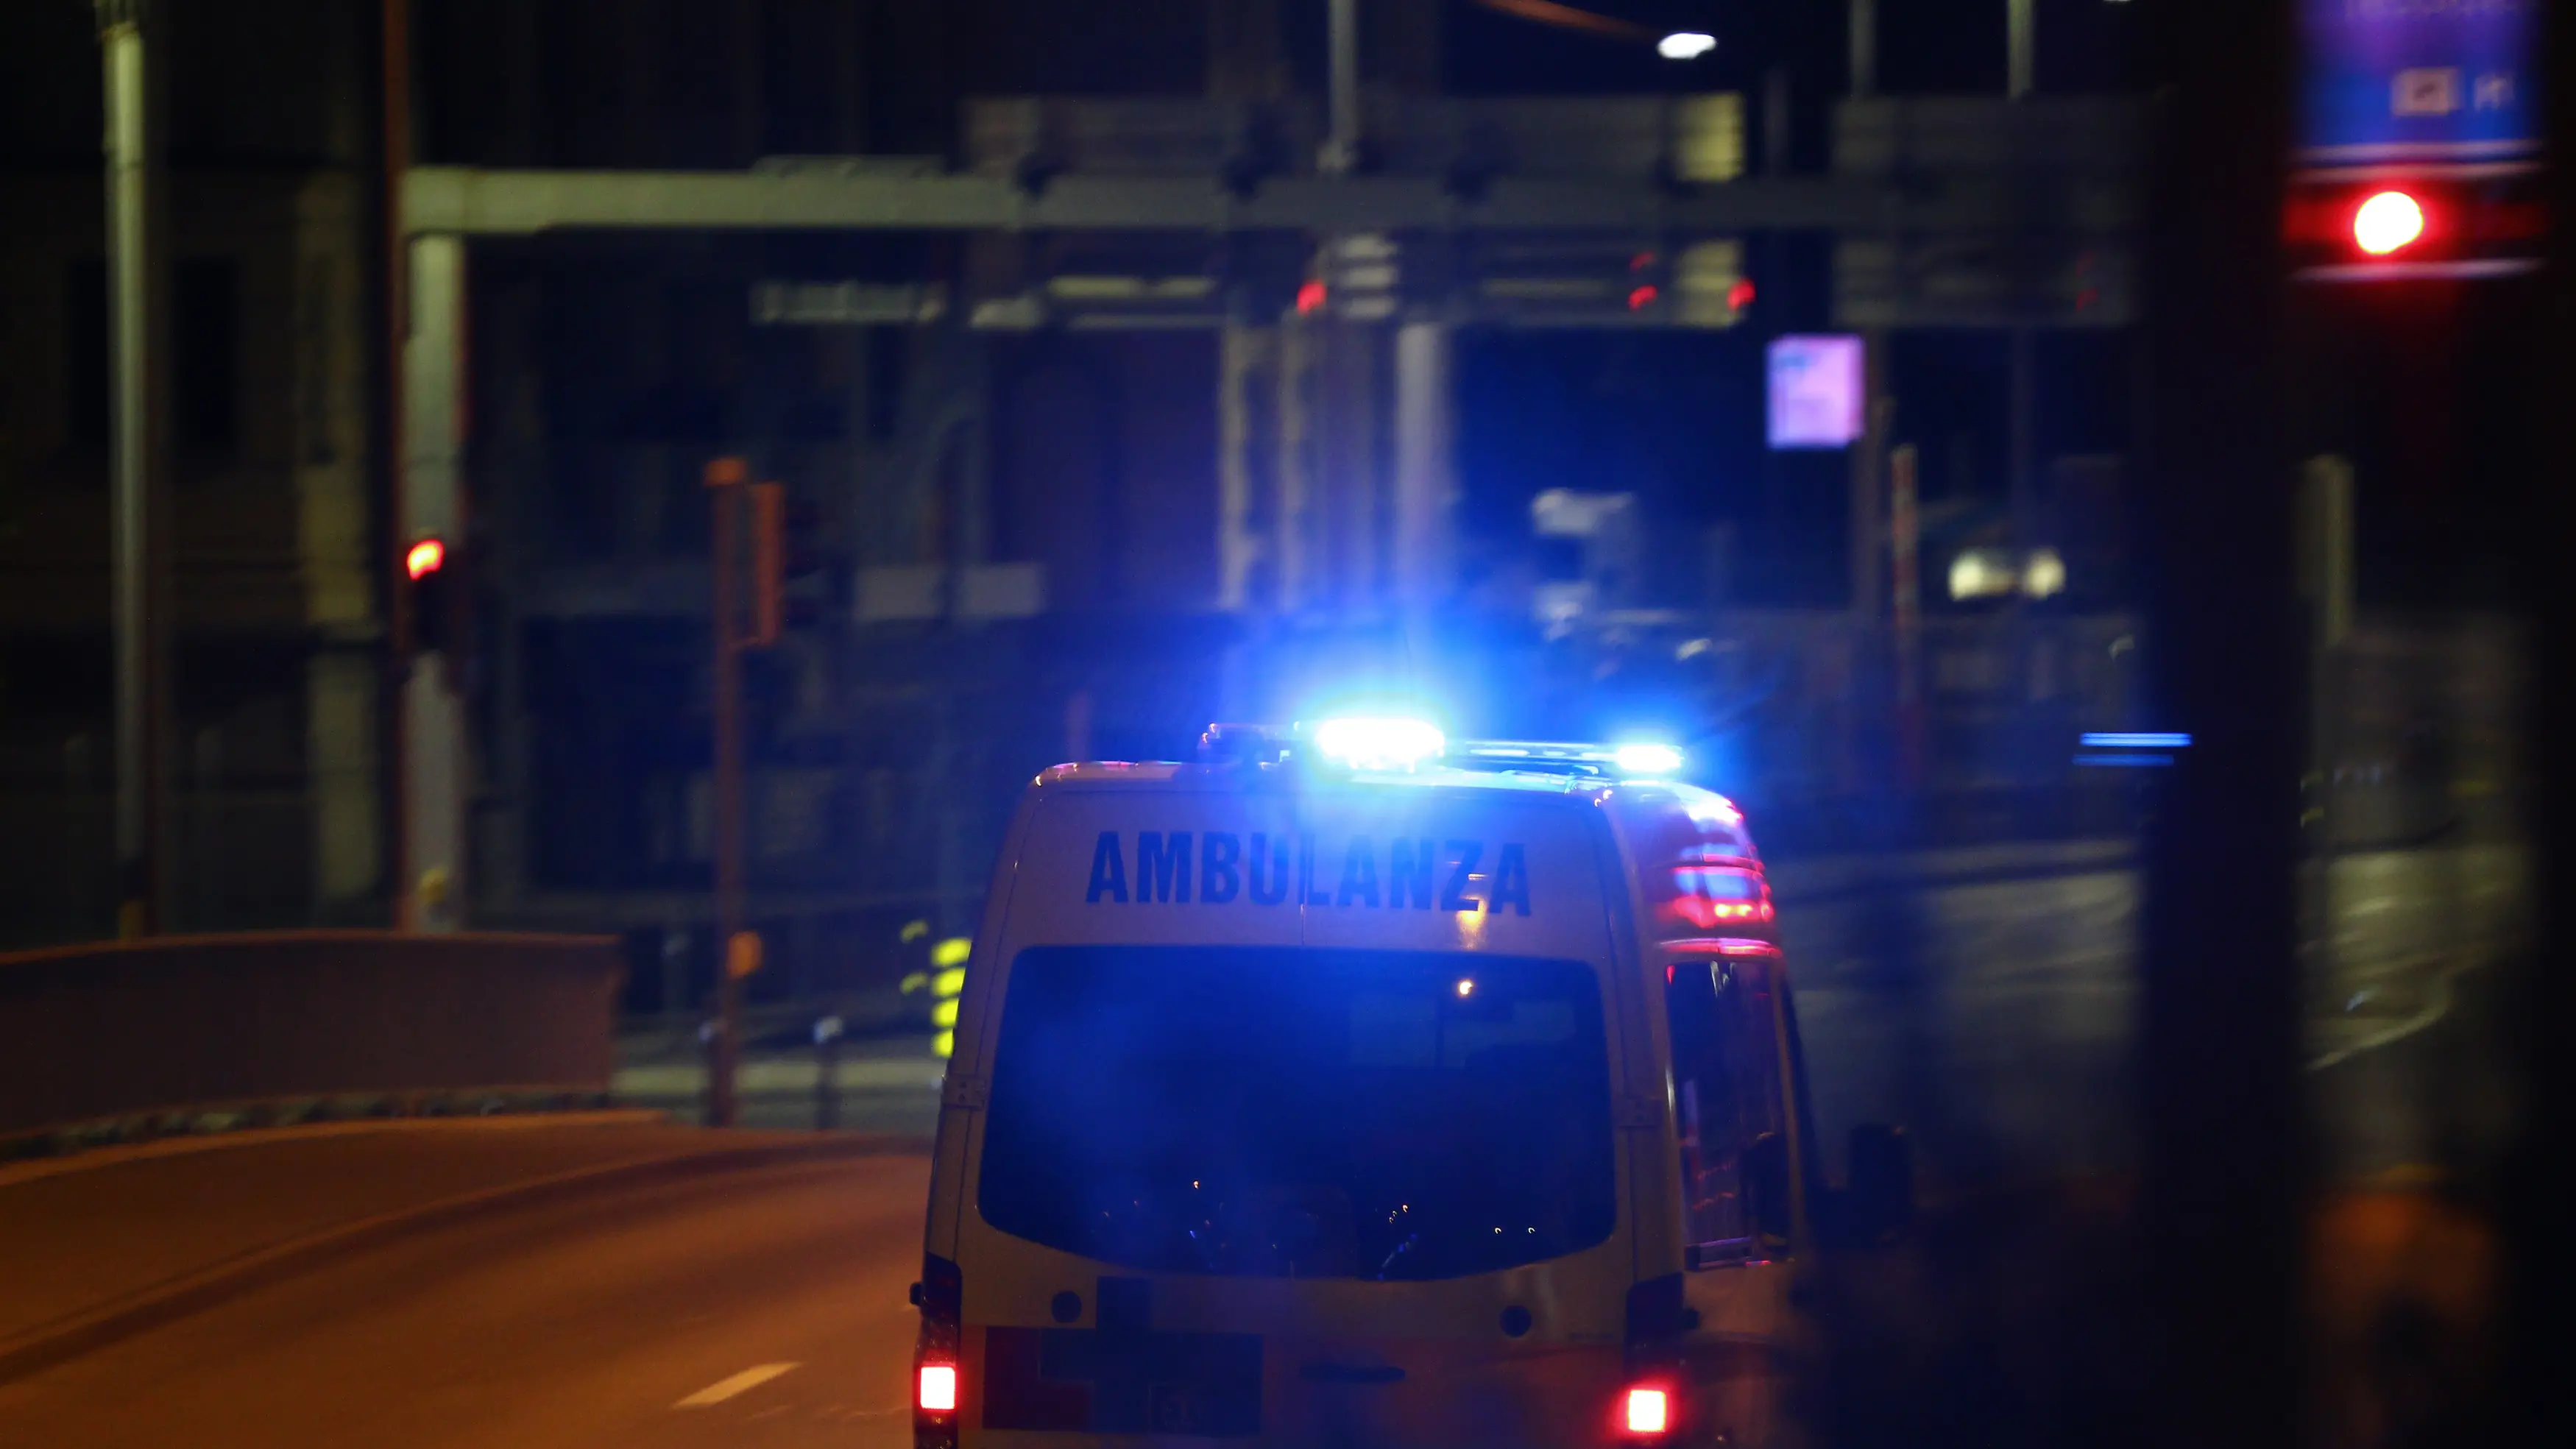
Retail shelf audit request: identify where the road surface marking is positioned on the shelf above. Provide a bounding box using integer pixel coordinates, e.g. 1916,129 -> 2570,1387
676,1363 -> 801,1408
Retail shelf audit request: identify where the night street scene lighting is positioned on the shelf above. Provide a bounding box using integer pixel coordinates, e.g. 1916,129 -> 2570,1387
0,2 -> 2562,1448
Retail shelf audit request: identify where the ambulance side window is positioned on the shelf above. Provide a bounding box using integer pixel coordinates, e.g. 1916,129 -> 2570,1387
1665,958 -> 1784,1247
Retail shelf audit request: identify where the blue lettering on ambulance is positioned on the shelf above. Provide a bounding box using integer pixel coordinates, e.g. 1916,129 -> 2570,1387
1490,842 -> 1532,917
1200,832 -> 1242,903
1137,832 -> 1192,903
1387,838 -> 1436,910
1085,831 -> 1128,903
1248,832 -> 1292,904
1080,833 -> 1532,915
1440,840 -> 1484,913
1336,837 -> 1381,907
1300,833 -> 1332,906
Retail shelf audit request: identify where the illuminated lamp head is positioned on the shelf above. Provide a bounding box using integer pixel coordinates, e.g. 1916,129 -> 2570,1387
2353,190 -> 2425,257
1309,716 -> 1446,772
405,536 -> 446,581
1613,742 -> 1684,778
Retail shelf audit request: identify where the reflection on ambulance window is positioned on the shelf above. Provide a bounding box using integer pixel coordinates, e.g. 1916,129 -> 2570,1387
978,946 -> 1616,1280
1666,958 -> 1788,1247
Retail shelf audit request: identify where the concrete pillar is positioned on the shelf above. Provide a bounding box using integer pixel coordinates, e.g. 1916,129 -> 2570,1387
402,233 -> 468,930
2008,0 -> 2035,100
293,173 -> 382,921
1850,0 -> 1876,98
1849,329 -> 1889,621
1392,321 -> 1455,609
1218,322 -> 1274,609
1314,319 -> 1381,609
1274,315 -> 1315,611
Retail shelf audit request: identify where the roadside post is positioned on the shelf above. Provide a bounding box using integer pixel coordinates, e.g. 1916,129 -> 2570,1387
704,458 -> 786,1127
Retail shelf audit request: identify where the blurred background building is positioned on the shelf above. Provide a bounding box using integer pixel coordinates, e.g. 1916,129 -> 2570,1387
0,1 -> 2519,1027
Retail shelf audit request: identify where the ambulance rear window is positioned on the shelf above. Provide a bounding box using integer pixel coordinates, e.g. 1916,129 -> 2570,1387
977,946 -> 1616,1280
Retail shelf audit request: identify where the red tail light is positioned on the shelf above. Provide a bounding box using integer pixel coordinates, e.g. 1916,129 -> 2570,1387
913,1253 -> 963,1448
1624,1385 -> 1671,1435
1657,865 -> 1774,932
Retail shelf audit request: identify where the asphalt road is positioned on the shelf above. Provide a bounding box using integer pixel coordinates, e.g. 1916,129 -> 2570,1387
0,1153 -> 933,1449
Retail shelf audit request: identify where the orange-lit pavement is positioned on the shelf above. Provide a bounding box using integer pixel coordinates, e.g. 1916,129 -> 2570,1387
0,1120 -> 930,1448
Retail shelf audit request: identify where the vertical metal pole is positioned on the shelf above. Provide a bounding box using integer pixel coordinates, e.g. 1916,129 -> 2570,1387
1392,320 -> 1454,611
401,235 -> 467,931
2009,325 -> 2037,545
97,0 -> 170,939
382,0 -> 412,930
707,458 -> 749,1128
1848,333 -> 1889,623
1890,443 -> 1924,792
2008,0 -> 2034,99
1848,0 -> 1876,99
1323,0 -> 1360,174
1762,66 -> 1792,176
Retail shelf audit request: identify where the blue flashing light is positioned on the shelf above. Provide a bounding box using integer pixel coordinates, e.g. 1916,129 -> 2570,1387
2080,732 -> 2193,749
2073,753 -> 2175,768
1613,743 -> 1684,777
1310,717 -> 1446,771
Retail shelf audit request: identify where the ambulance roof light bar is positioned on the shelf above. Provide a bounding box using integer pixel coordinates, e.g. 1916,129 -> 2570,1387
1197,721 -> 1683,780
1308,716 -> 1447,771
1454,739 -> 1682,779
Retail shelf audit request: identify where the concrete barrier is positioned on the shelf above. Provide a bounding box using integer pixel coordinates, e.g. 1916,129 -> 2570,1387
0,931 -> 623,1140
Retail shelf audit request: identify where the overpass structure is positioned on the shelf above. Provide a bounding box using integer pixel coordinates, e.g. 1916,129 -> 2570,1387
390,89 -> 2143,939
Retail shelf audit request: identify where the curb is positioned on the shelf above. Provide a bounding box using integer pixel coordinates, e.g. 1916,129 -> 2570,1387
0,1110 -> 670,1193
0,1130 -> 931,1386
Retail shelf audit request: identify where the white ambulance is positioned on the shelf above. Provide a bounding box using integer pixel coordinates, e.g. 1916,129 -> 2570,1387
910,719 -> 1911,1449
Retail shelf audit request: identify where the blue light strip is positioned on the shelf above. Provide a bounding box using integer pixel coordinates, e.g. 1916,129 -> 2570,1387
2074,752 -> 2175,768
2079,732 -> 2193,749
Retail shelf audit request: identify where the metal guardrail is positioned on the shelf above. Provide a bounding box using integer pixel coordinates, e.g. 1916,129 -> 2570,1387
0,931 -> 623,1142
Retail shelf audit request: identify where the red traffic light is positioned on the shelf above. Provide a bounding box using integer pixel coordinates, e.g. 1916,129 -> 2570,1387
2352,190 -> 2425,256
404,537 -> 445,581
2287,170 -> 2542,281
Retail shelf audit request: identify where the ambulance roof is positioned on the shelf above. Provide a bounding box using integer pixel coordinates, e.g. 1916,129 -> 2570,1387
1036,760 -> 1606,796
1029,760 -> 1758,855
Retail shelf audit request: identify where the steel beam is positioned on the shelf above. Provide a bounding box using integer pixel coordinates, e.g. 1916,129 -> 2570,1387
403,166 -> 2133,238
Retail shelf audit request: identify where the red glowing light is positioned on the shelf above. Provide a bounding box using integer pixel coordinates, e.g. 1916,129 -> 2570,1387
1628,284 -> 1658,311
1659,865 -> 1774,932
2354,190 -> 2425,255
918,1364 -> 957,1413
1630,252 -> 1656,272
1625,1386 -> 1670,1435
1727,278 -> 1755,310
404,537 -> 445,581
1296,280 -> 1328,314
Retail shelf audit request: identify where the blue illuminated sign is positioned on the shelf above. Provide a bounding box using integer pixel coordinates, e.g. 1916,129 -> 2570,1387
2302,0 -> 2540,166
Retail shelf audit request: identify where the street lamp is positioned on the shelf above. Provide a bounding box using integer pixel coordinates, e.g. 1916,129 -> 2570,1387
1658,32 -> 1716,60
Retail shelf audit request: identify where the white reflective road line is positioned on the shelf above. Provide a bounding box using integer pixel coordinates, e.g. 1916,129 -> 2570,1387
676,1363 -> 801,1409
